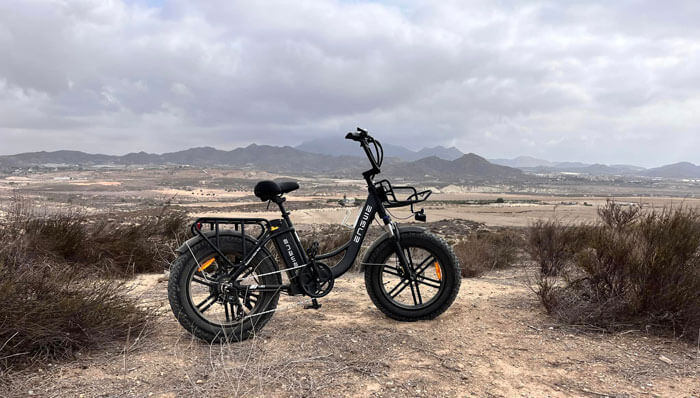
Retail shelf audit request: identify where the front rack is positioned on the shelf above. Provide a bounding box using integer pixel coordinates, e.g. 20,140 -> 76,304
375,179 -> 432,211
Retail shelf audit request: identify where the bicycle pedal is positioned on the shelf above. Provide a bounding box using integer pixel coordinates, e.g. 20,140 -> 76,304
303,298 -> 322,310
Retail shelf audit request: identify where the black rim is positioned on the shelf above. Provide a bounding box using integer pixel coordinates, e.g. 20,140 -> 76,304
378,246 -> 444,310
186,255 -> 266,327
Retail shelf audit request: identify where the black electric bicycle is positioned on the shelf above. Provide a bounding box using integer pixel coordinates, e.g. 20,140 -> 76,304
168,128 -> 461,343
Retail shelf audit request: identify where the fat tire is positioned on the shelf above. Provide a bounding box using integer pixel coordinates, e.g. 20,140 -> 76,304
364,231 -> 461,321
168,235 -> 281,343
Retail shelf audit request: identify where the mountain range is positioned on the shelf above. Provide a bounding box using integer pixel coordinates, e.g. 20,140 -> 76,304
0,145 -> 520,182
296,137 -> 464,161
490,156 -> 700,179
1,144 -> 699,180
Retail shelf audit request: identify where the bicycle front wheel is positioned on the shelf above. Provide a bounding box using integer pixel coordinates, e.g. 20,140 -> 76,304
364,231 -> 461,321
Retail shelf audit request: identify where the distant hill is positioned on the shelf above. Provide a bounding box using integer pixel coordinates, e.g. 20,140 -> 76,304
0,145 -> 365,175
645,162 -> 700,179
491,156 -> 651,176
489,156 -> 553,168
296,137 -> 463,161
410,146 -> 464,161
3,145 -> 697,181
0,150 -> 117,167
385,153 -> 522,181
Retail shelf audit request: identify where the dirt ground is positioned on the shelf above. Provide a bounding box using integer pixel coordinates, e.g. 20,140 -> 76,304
5,268 -> 699,398
2,170 -> 700,397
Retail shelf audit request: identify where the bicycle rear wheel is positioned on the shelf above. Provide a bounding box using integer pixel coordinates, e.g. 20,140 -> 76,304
168,234 -> 281,343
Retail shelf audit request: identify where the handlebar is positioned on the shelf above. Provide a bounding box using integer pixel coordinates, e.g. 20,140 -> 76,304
345,127 -> 383,174
344,127 -> 368,142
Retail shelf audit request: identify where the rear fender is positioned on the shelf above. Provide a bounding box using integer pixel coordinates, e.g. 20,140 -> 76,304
175,231 -> 272,264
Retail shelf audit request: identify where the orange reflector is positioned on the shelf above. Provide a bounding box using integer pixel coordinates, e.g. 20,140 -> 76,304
434,261 -> 442,281
198,258 -> 216,272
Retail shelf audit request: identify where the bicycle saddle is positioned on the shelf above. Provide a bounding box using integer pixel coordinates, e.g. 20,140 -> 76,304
253,180 -> 299,201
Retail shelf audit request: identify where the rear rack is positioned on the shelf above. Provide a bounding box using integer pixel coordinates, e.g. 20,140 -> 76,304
375,179 -> 432,210
189,217 -> 271,269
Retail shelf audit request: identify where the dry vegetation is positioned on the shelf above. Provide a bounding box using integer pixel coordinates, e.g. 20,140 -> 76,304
5,196 -> 188,276
0,197 -> 188,373
528,201 -> 700,341
454,229 -> 524,277
1,169 -> 699,396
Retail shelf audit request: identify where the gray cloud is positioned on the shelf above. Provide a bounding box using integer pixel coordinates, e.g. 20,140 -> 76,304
0,0 -> 699,167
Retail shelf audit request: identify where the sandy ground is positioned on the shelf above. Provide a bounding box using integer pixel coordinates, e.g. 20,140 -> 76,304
5,268 -> 699,398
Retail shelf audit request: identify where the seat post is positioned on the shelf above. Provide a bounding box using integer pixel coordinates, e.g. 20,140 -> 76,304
273,197 -> 293,227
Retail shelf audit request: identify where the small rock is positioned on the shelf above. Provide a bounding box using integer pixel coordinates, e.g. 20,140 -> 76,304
659,355 -> 673,365
196,379 -> 204,384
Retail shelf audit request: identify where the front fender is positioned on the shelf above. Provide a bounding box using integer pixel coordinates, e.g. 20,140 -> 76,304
360,225 -> 426,269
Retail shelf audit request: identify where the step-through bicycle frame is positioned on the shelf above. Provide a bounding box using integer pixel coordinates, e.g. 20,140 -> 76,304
180,128 -> 432,296
187,192 -> 381,294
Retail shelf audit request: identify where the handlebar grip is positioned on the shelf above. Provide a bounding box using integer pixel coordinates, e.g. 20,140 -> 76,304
345,127 -> 369,142
345,132 -> 361,141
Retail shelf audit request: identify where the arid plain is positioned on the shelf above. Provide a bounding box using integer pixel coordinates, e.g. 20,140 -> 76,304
1,168 -> 699,397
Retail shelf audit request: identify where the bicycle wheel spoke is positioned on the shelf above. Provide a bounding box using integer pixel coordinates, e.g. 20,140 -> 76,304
197,294 -> 217,313
418,275 -> 441,285
416,278 -> 441,289
407,279 -> 419,305
244,293 -> 259,310
192,275 -> 216,287
382,266 -> 403,278
414,280 -> 423,304
388,278 -> 411,298
224,300 -> 231,321
414,256 -> 435,274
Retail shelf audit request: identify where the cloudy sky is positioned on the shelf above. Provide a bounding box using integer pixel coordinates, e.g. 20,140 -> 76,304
1,0 -> 699,166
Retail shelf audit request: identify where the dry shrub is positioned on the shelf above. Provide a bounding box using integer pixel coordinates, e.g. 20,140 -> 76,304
0,199 -> 153,371
0,263 -> 149,371
300,224 -> 355,268
528,200 -> 700,340
454,229 -> 523,277
526,220 -> 594,276
300,224 -> 353,256
5,197 -> 188,276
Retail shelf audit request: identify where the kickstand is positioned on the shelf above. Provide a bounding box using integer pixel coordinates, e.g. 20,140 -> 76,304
304,298 -> 322,310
